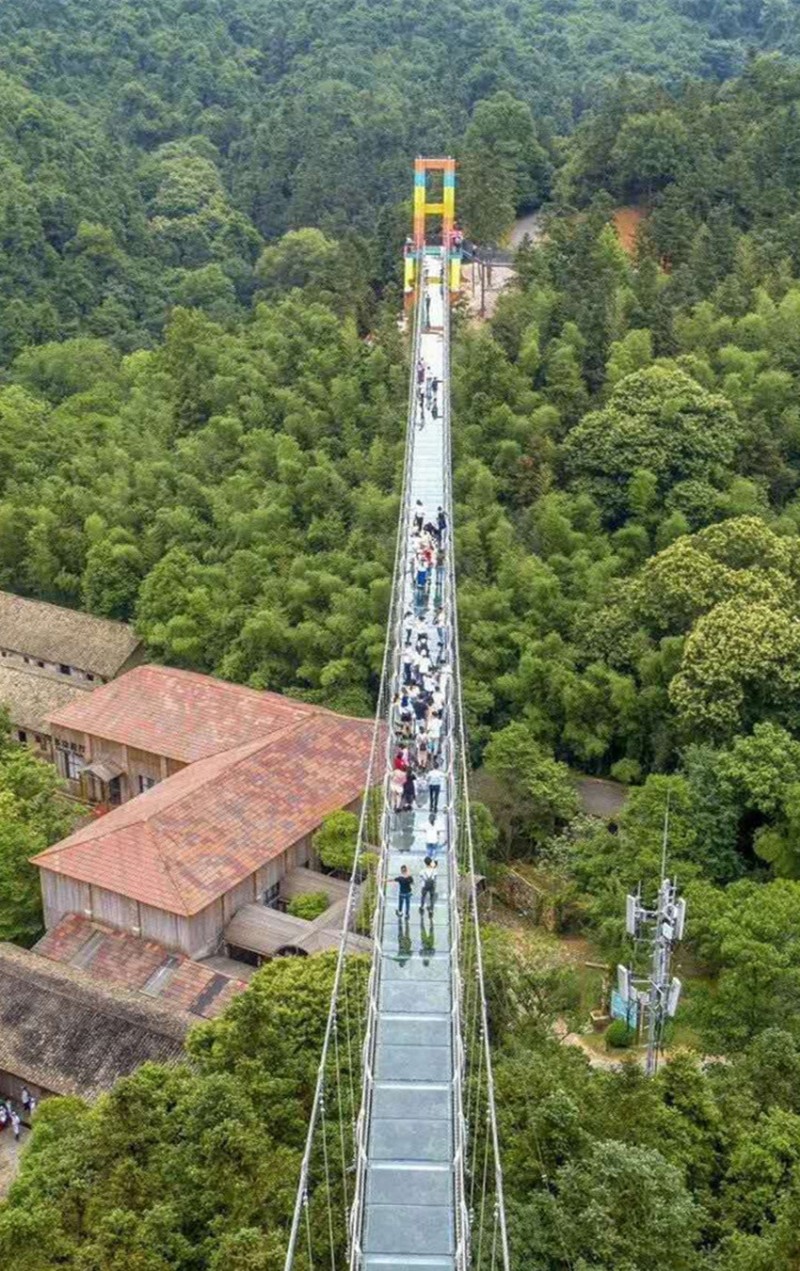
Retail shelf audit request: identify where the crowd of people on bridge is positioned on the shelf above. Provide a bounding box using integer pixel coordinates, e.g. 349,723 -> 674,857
390,493 -> 450,924
415,357 -> 440,429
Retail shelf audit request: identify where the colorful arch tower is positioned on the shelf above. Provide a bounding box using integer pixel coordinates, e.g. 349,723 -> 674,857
404,156 -> 462,305
413,155 -> 456,247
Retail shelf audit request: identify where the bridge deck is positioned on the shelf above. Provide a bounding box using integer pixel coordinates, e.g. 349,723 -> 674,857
362,252 -> 457,1270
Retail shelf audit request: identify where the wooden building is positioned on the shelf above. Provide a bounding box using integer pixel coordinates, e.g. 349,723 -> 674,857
0,590 -> 142,753
0,590 -> 142,686
0,664 -> 91,759
32,678 -> 376,959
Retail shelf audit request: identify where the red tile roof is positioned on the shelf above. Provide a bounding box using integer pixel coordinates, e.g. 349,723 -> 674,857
34,915 -> 248,1019
32,710 -> 376,915
46,664 -> 316,763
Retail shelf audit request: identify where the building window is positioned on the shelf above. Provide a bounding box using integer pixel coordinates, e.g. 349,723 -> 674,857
59,664 -> 71,676
23,656 -> 30,665
17,730 -> 27,744
263,882 -> 280,908
36,661 -> 44,668
55,738 -> 86,781
138,774 -> 157,794
87,674 -> 95,682
63,750 -> 84,780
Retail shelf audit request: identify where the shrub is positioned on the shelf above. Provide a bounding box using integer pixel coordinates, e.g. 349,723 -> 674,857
287,891 -> 329,921
610,758 -> 641,785
313,810 -> 359,873
606,1018 -> 636,1049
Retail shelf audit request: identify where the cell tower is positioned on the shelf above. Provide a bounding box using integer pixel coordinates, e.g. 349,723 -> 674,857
616,803 -> 687,1075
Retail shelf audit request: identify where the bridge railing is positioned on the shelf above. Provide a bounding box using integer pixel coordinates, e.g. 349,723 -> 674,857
445,275 -> 512,1270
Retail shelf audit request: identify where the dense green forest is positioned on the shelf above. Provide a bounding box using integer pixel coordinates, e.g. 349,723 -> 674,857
1,0 -> 800,357
6,0 -> 800,1267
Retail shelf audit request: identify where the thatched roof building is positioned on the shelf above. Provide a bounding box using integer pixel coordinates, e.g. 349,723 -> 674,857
0,943 -> 189,1101
0,590 -> 142,681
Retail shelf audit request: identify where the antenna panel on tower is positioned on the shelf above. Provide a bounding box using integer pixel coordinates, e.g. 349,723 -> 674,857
667,976 -> 682,1017
617,964 -> 632,1002
625,893 -> 638,937
674,896 -> 686,942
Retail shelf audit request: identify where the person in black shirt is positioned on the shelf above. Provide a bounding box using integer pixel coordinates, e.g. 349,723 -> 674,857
394,865 -> 414,918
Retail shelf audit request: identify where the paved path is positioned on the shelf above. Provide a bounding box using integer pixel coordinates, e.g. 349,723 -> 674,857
0,1125 -> 27,1198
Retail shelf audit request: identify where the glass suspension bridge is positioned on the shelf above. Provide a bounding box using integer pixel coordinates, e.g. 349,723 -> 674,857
283,159 -> 510,1271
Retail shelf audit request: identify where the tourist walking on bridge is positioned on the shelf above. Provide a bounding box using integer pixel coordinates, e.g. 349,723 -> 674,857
394,865 -> 413,918
428,760 -> 443,815
419,857 -> 437,916
425,812 -> 443,857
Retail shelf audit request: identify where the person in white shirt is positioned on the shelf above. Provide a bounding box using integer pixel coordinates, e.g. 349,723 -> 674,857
425,813 -> 444,857
427,760 -> 443,815
415,769 -> 429,810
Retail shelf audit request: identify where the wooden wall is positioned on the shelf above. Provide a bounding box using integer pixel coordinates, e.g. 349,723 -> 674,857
91,885 -> 139,932
41,870 -> 91,928
41,825 -> 332,959
0,1069 -> 51,1110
